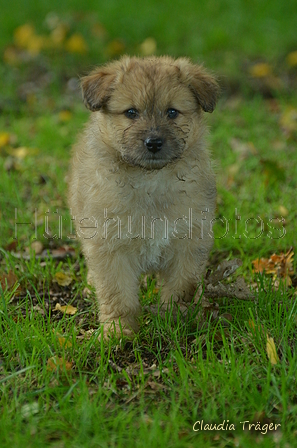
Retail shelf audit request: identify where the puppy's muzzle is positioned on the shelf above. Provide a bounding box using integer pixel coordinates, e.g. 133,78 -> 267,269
144,137 -> 163,154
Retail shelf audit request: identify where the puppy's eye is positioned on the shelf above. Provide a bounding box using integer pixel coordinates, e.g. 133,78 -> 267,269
167,108 -> 179,119
125,108 -> 138,119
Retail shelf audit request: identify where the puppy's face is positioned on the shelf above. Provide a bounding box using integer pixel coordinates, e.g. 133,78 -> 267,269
81,56 -> 219,170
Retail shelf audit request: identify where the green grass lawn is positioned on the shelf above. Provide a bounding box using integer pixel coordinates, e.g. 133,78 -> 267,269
1,1 -> 297,447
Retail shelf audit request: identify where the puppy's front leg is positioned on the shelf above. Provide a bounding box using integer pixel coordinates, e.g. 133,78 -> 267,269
87,253 -> 141,338
159,246 -> 210,306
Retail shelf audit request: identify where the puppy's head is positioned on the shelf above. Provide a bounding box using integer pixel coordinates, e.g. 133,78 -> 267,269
81,56 -> 219,170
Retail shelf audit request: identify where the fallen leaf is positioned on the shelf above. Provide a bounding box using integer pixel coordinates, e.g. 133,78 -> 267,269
58,110 -> 72,122
0,132 -> 11,148
249,63 -> 272,78
286,51 -> 297,67
0,271 -> 18,290
266,335 -> 279,365
13,24 -> 46,55
252,249 -> 294,280
14,24 -> 35,48
4,241 -> 18,252
50,23 -> 68,46
53,271 -> 73,286
65,34 -> 88,53
26,35 -> 46,56
47,356 -> 73,372
278,205 -> 289,217
32,305 -> 45,316
54,332 -> 72,348
7,146 -> 39,159
55,303 -> 77,315
140,37 -> 157,56
252,258 -> 272,274
146,381 -> 167,391
280,107 -> 297,137
107,39 -> 125,57
30,241 -> 43,254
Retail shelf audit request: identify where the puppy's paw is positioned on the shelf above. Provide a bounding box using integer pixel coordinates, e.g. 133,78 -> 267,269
98,319 -> 138,341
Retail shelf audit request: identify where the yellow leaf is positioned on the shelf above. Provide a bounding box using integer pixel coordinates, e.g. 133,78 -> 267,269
65,33 -> 88,53
249,63 -> 272,78
7,146 -> 39,159
280,107 -> 297,136
140,37 -> 157,56
14,24 -> 35,48
26,35 -> 46,56
13,24 -> 46,56
266,335 -> 279,365
107,39 -> 125,57
286,51 -> 297,67
12,147 -> 29,159
54,331 -> 72,348
50,23 -> 68,46
53,271 -> 73,286
278,205 -> 288,217
0,132 -> 10,147
47,356 -> 73,371
55,303 -> 77,315
58,110 -> 72,122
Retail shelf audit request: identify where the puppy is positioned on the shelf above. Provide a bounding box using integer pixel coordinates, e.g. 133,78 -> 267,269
68,56 -> 219,337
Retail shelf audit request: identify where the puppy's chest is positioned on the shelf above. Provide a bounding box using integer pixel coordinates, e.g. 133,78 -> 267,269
103,183 -> 193,266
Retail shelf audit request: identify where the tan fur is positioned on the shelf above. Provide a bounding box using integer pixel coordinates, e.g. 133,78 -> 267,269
68,55 -> 219,337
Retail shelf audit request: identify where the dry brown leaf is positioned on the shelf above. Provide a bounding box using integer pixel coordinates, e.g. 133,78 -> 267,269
54,303 -> 77,315
266,335 -> 279,365
47,356 -> 73,372
0,271 -> 18,290
252,249 -> 294,279
53,271 -> 73,286
252,258 -> 272,273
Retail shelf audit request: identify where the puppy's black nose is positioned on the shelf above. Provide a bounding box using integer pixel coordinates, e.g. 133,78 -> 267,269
144,137 -> 163,153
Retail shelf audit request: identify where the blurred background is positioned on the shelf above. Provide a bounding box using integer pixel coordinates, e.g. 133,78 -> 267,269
0,0 -> 297,261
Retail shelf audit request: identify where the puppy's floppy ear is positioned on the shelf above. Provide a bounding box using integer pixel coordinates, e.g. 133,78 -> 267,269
81,68 -> 116,111
178,59 -> 220,113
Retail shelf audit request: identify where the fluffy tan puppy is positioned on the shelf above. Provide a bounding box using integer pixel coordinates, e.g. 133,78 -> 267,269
68,55 -> 219,337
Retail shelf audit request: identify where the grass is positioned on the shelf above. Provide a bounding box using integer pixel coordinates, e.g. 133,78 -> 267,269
1,0 -> 297,446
